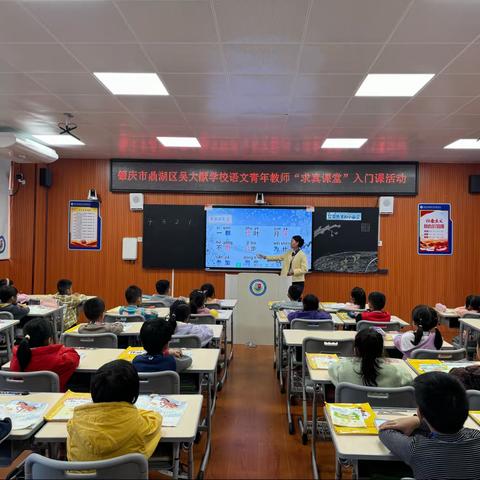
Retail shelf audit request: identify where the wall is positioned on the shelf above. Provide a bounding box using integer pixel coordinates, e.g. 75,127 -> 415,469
2,159 -> 480,322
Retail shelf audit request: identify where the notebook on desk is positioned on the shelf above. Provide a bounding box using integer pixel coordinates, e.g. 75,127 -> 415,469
326,402 -> 378,435
306,353 -> 339,370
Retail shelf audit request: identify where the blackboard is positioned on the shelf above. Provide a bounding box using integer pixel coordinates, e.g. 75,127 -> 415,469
143,205 -> 205,269
312,207 -> 379,273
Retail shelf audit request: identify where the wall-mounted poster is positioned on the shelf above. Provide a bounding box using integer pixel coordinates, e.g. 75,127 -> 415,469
418,203 -> 452,255
68,200 -> 102,251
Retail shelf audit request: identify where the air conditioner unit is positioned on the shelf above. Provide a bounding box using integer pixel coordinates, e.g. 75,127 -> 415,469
0,132 -> 58,164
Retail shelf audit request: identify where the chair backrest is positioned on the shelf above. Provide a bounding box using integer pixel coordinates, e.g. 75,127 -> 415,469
169,334 -> 201,349
335,382 -> 416,408
25,452 -> 148,479
291,319 -> 335,331
141,301 -> 166,308
356,320 -> 402,332
0,371 -> 60,393
189,314 -> 216,325
0,311 -> 13,320
303,337 -> 354,356
104,314 -> 145,323
205,303 -> 222,310
463,312 -> 480,319
410,348 -> 467,360
467,390 -> 480,410
61,333 -> 118,349
138,371 -> 180,394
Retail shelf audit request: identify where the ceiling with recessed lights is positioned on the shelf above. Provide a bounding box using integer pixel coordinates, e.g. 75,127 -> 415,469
0,0 -> 480,162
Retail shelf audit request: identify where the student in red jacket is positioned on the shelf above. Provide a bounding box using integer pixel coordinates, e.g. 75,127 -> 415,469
11,317 -> 80,391
355,291 -> 391,323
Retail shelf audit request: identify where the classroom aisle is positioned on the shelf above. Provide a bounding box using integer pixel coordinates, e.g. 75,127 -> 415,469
199,345 -> 338,479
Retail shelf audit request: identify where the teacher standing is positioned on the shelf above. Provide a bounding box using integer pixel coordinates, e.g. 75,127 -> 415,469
257,235 -> 308,294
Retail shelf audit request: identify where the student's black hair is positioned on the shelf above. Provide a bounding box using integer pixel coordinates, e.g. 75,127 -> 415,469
125,285 -> 142,305
140,318 -> 174,355
200,283 -> 215,299
292,235 -> 304,248
16,318 -> 52,371
412,305 -> 443,349
57,279 -> 72,295
0,279 -> 12,288
91,359 -> 139,404
189,290 -> 206,315
0,286 -> 17,303
288,284 -> 303,302
83,297 -> 105,323
155,279 -> 170,295
169,300 -> 191,324
354,328 -> 384,387
414,372 -> 468,434
351,287 -> 366,309
465,295 -> 475,309
368,291 -> 386,311
468,295 -> 480,312
302,294 -> 319,311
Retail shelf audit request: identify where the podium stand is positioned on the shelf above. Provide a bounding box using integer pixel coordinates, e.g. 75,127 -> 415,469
225,272 -> 291,345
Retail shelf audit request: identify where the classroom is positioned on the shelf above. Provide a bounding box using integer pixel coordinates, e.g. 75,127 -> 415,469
0,1 -> 480,479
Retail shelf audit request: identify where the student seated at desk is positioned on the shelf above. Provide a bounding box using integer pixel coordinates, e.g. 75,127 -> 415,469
189,290 -> 218,318
354,291 -> 391,323
0,286 -> 30,327
133,318 -> 192,373
53,279 -> 87,330
200,283 -> 217,304
379,372 -> 480,480
78,297 -> 124,335
119,285 -> 158,321
328,328 -> 412,387
287,294 -> 331,323
394,305 -> 443,359
67,359 -> 161,462
270,284 -> 303,311
170,300 -> 213,347
0,278 -> 29,304
436,294 -> 479,317
150,279 -> 176,307
343,286 -> 366,310
11,317 -> 80,391
450,336 -> 480,390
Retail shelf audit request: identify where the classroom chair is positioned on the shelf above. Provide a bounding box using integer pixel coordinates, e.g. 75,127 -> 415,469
356,320 -> 403,332
0,371 -> 59,393
0,312 -> 13,320
189,314 -> 216,325
335,383 -> 416,407
410,348 -> 466,360
291,319 -> 335,331
25,453 -> 148,480
169,334 -> 202,349
140,301 -> 167,308
104,313 -> 145,323
138,371 -> 180,395
467,390 -> 480,410
61,333 -> 118,349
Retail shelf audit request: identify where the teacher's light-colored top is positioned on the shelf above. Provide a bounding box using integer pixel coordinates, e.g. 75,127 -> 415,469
265,249 -> 308,282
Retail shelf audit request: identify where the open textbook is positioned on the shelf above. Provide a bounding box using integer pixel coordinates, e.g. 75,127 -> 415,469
136,395 -> 187,427
118,347 -> 192,362
0,400 -> 48,430
45,391 -> 91,421
326,402 -> 378,435
306,353 -> 339,370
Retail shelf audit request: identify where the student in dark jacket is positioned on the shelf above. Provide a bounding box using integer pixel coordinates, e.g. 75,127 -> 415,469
287,294 -> 331,322
355,291 -> 391,323
0,286 -> 30,327
450,336 -> 480,390
133,318 -> 192,373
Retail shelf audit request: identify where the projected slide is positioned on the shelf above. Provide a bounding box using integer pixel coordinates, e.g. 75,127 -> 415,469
205,207 -> 312,270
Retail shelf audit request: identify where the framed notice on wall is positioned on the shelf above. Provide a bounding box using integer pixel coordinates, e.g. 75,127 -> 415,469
68,200 -> 102,251
418,203 -> 452,255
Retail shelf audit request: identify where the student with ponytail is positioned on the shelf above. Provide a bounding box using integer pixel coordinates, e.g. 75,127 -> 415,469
328,328 -> 412,387
394,305 -> 443,359
11,317 -> 80,391
169,300 -> 214,347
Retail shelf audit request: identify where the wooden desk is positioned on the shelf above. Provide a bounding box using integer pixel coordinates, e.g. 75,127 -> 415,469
0,319 -> 19,359
340,315 -> 409,329
216,299 -> 237,310
25,305 -> 65,342
459,318 -> 480,348
106,306 -> 169,317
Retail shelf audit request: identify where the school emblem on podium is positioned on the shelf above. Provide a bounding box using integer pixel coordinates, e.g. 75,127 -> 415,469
249,279 -> 267,296
0,236 -> 6,254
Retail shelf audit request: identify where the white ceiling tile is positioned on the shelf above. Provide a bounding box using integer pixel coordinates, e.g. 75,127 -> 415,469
143,125 -> 195,137
343,98 -> 409,115
418,75 -> 480,97
230,75 -> 293,96
444,44 -> 480,74
185,113 -> 238,128
435,114 -> 480,130
214,0 -> 309,43
299,44 -> 382,74
23,1 -> 134,43
161,74 -> 229,96
0,44 -> 84,73
65,44 -> 153,73
455,98 -> 480,115
5,94 -> 72,113
29,73 -> 106,94
336,114 -> 391,128
0,57 -> 15,73
175,96 -> 233,114
59,95 -> 127,113
371,44 -> 465,73
223,45 -> 300,74
230,96 -> 290,115
290,97 -> 348,114
0,73 -> 48,94
71,112 -> 140,128
117,0 -> 217,43
117,96 -> 181,114
133,111 -> 187,127
144,44 -> 224,74
385,114 -> 445,129
306,0 -> 411,43
286,114 -> 338,128
294,75 -> 363,97
391,0 -> 480,43
329,126 -> 379,137
401,97 -> 472,115
236,115 -> 287,129
191,125 -> 239,138
0,2 -> 55,43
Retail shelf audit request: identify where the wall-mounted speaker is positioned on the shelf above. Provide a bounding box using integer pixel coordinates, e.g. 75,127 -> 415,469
39,168 -> 52,188
469,175 -> 480,194
379,196 -> 394,214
